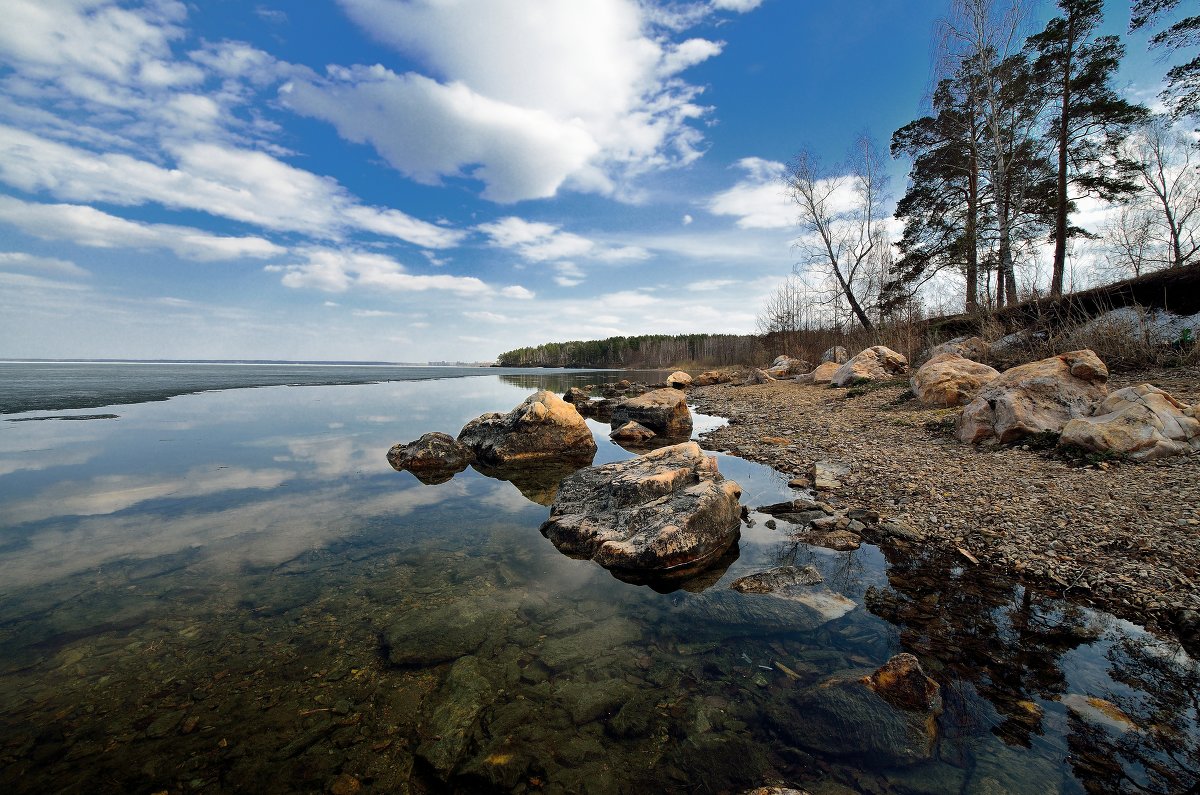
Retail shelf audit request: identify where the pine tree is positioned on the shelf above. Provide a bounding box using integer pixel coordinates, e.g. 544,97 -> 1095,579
1131,0 -> 1200,120
1027,0 -> 1148,296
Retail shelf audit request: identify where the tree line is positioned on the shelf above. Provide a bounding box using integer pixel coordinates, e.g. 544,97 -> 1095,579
761,0 -> 1198,340
496,334 -> 762,369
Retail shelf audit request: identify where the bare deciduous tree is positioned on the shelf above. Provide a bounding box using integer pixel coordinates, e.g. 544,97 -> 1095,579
785,135 -> 890,331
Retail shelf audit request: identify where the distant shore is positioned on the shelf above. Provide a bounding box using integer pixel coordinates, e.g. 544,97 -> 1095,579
688,366 -> 1200,649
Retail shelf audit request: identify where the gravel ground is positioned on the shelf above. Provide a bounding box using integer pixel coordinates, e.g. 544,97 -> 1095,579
689,366 -> 1200,646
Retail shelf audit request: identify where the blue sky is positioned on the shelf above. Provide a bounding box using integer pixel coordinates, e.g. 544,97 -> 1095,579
0,0 -> 1181,361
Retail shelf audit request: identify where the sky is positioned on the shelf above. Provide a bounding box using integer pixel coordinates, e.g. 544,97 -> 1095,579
0,0 -> 1183,362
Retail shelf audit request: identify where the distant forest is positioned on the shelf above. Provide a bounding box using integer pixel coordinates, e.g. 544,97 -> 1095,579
496,334 -> 761,368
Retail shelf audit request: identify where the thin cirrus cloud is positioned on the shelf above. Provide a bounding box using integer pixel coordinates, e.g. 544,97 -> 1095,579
0,251 -> 90,277
283,0 -> 739,202
0,195 -> 285,262
0,125 -> 463,250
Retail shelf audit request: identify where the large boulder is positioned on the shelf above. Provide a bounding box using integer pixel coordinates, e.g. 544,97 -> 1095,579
610,388 -> 692,437
927,335 -> 989,362
765,356 -> 810,378
540,442 -> 742,577
458,390 -> 597,465
562,386 -> 591,405
807,361 -> 840,384
1059,383 -> 1200,461
386,432 -> 475,484
956,349 -> 1108,445
694,370 -> 735,386
830,346 -> 909,387
744,368 -> 775,385
910,353 -> 1000,407
666,371 -> 693,389
821,346 -> 849,364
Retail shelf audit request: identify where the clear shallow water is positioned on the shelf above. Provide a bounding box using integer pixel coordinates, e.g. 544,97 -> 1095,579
0,366 -> 1196,794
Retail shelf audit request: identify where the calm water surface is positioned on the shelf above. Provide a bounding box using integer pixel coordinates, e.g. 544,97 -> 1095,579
0,365 -> 1196,794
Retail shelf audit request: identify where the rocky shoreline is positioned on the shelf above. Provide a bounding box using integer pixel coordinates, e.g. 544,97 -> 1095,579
688,366 -> 1200,648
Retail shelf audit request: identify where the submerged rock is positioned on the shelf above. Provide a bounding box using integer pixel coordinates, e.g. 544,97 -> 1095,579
386,432 -> 475,483
730,565 -> 824,594
382,599 -> 517,667
861,653 -> 942,713
910,353 -> 1000,407
610,388 -> 692,437
458,390 -> 597,465
1059,383 -> 1200,460
831,346 -> 909,387
541,441 -> 742,577
417,656 -> 496,776
957,349 -> 1108,445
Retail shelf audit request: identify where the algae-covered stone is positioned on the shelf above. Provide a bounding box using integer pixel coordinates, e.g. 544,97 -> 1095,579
382,601 -> 516,667
554,679 -> 636,724
537,618 -> 642,670
417,656 -> 496,776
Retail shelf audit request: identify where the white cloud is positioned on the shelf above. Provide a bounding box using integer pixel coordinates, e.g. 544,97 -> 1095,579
682,213 -> 694,226
552,261 -> 586,287
282,0 -> 722,202
499,285 -> 535,299
272,247 -> 492,295
711,0 -> 764,11
351,308 -> 397,317
0,125 -> 463,249
0,251 -> 89,277
688,278 -> 736,291
0,195 -> 286,261
706,157 -> 795,229
478,215 -> 649,263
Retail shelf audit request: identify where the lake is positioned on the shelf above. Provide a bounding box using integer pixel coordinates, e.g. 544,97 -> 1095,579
0,363 -> 1196,794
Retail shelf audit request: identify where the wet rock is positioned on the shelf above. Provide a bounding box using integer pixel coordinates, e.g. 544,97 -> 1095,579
665,734 -> 770,793
676,585 -> 856,632
1059,383 -> 1200,460
562,386 -> 591,405
745,368 -> 775,385
666,371 -> 693,389
382,600 -> 515,667
861,653 -> 942,712
538,618 -> 642,670
767,669 -> 940,767
803,528 -> 861,551
910,353 -> 1000,407
831,346 -> 909,387
554,679 -> 635,724
458,390 -> 597,465
730,565 -> 823,594
386,432 -> 475,482
542,442 -> 742,577
328,773 -> 362,795
417,656 -> 496,776
608,690 -> 661,738
822,345 -> 849,364
576,397 -> 616,422
957,350 -> 1108,445
1060,693 -> 1137,733
927,335 -> 989,362
610,421 -> 656,445
877,518 -> 925,543
610,388 -> 692,437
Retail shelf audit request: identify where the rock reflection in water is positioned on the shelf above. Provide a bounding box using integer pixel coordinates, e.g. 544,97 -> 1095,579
470,459 -> 584,507
865,542 -> 1200,793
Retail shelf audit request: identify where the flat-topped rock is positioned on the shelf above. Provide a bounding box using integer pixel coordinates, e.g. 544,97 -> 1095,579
458,390 -> 597,465
831,346 -> 909,387
541,442 -> 742,577
1060,383 -> 1200,460
957,349 -> 1108,445
666,371 -> 693,389
610,388 -> 692,437
386,432 -> 475,481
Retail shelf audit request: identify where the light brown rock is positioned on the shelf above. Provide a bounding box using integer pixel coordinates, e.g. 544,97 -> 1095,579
1059,383 -> 1200,460
831,346 -> 909,387
457,390 -> 597,465
666,371 -> 693,389
745,368 -> 775,385
541,442 -> 743,576
765,356 -> 811,378
611,388 -> 692,437
861,653 -> 942,713
821,345 -> 848,364
956,349 -> 1109,445
808,361 -> 840,384
910,353 -> 1000,407
610,421 -> 657,444
927,335 -> 989,362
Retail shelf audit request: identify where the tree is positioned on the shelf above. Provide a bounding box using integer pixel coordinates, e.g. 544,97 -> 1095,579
888,67 -> 987,312
756,271 -> 820,356
1131,0 -> 1200,120
942,0 -> 1041,307
1027,0 -> 1148,296
1107,114 -> 1200,274
786,135 -> 890,330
